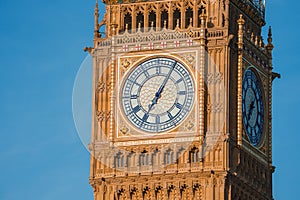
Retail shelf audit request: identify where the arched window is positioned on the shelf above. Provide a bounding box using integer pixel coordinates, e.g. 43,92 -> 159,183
152,149 -> 160,166
136,11 -> 144,31
176,147 -> 185,164
164,149 -> 174,165
124,13 -> 132,32
173,8 -> 181,29
148,10 -> 156,30
185,7 -> 193,28
190,147 -> 200,163
127,151 -> 135,167
140,151 -> 149,166
222,13 -> 225,27
115,152 -> 124,168
161,10 -> 168,29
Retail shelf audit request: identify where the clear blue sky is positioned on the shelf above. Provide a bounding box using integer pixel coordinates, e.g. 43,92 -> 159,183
0,0 -> 298,199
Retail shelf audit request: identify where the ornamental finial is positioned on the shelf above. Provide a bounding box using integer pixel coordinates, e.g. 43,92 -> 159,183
237,14 -> 245,25
268,26 -> 273,44
94,0 -> 99,32
237,15 -> 244,51
94,0 -> 100,41
266,26 -> 274,56
199,12 -> 207,28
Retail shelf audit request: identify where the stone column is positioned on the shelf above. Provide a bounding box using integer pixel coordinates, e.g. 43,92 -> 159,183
236,14 -> 244,147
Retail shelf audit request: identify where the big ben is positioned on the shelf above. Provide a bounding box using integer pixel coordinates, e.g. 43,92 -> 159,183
85,0 -> 279,199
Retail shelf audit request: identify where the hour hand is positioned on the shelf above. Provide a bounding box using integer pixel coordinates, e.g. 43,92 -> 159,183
148,90 -> 161,111
148,96 -> 158,111
247,100 -> 255,120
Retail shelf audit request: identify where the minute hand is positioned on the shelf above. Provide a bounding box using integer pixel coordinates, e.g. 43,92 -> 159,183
156,61 -> 177,96
147,61 -> 177,112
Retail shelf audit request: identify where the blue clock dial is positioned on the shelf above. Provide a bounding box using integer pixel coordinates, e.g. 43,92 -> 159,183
242,69 -> 264,146
121,57 -> 195,133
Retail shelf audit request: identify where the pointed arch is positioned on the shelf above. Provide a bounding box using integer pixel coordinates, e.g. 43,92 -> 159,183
190,147 -> 200,163
164,148 -> 174,165
148,10 -> 156,30
185,6 -> 193,28
124,13 -> 132,32
173,8 -> 181,29
140,150 -> 149,166
127,151 -> 135,168
136,11 -> 144,31
161,9 -> 169,29
121,5 -> 133,32
152,148 -> 160,166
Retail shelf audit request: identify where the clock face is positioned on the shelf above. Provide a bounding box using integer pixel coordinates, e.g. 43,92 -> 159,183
120,57 -> 195,133
242,69 -> 264,146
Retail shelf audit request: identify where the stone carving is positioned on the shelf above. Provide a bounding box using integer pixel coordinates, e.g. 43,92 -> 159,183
117,188 -> 127,200
206,72 -> 223,85
211,102 -> 223,113
185,120 -> 195,131
122,59 -> 130,69
97,81 -> 112,93
142,186 -> 151,200
120,126 -> 129,135
178,53 -> 196,67
96,111 -> 111,122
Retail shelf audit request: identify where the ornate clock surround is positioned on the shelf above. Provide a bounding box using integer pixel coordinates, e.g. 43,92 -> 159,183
242,58 -> 269,151
116,49 -> 201,143
242,67 -> 265,147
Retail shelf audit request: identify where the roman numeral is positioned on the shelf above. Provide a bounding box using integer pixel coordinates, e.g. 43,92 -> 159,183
175,78 -> 183,84
178,91 -> 186,95
167,111 -> 173,119
132,105 -> 141,114
128,79 -> 141,86
144,71 -> 150,78
155,115 -> 160,124
175,103 -> 183,109
156,66 -> 161,75
131,95 -> 138,99
142,113 -> 149,122
122,94 -> 139,99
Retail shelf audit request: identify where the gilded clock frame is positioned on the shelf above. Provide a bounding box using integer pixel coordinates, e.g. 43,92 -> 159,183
242,58 -> 268,149
115,49 -> 201,142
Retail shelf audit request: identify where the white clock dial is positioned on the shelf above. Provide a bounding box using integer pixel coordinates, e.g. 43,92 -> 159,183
121,57 -> 195,133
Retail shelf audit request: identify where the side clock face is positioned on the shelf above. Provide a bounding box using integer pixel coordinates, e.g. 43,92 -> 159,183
121,57 -> 195,133
242,69 -> 264,146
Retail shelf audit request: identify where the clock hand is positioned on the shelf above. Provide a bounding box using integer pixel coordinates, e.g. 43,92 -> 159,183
247,100 -> 255,120
147,61 -> 177,112
156,61 -> 177,96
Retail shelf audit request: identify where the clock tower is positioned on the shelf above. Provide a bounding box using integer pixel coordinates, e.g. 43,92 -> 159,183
86,0 -> 279,199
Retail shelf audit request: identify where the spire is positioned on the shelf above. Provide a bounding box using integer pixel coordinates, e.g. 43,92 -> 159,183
94,0 -> 99,29
266,26 -> 274,56
199,10 -> 207,29
94,0 -> 100,38
267,26 -> 273,45
199,11 -> 207,47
